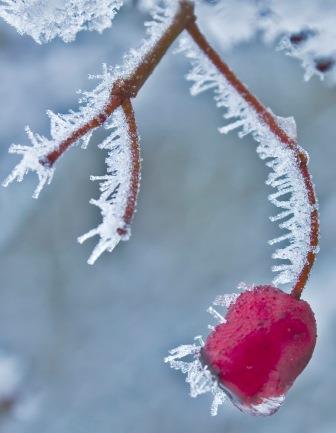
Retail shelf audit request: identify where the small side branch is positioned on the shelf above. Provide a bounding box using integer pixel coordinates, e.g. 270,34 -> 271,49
118,99 -> 141,236
78,101 -> 141,264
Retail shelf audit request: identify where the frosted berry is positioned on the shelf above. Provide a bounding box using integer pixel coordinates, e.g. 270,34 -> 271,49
202,285 -> 316,415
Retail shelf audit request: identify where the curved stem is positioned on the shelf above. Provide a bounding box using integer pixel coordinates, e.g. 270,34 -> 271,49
117,99 -> 141,236
186,21 -> 319,299
44,95 -> 122,166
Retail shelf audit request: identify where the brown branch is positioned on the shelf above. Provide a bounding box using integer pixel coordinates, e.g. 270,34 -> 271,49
43,0 -> 195,167
117,99 -> 141,237
186,21 -> 319,299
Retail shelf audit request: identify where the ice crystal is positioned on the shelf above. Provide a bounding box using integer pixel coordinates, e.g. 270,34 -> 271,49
2,127 -> 55,199
0,0 -> 124,43
2,69 -> 110,199
179,36 -> 315,285
213,293 -> 240,308
164,335 -> 228,416
78,109 -> 135,265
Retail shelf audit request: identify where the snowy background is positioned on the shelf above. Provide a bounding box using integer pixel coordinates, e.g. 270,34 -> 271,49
0,3 -> 336,432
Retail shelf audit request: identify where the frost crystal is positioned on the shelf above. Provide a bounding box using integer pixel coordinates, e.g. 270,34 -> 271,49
213,293 -> 240,308
78,109 -> 135,265
2,127 -> 55,199
0,0 -> 123,43
178,36 -> 315,286
164,335 -> 227,416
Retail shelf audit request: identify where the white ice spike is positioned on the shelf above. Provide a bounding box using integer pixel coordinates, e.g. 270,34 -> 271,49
0,0 -> 124,43
164,337 -> 227,416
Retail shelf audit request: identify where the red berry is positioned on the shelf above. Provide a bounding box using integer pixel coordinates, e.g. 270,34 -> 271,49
202,285 -> 316,415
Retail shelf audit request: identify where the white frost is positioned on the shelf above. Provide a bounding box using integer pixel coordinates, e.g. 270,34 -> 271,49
164,336 -> 227,416
213,293 -> 240,308
248,395 -> 285,416
179,36 -> 316,286
78,109 -> 135,265
0,0 -> 123,43
2,63 -> 115,198
165,294 -> 241,416
2,127 -> 55,199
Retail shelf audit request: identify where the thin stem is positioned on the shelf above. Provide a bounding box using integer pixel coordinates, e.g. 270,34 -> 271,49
117,99 -> 141,236
186,21 -> 319,299
43,0 -> 195,167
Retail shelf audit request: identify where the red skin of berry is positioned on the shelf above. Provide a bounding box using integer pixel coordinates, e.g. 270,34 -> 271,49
202,286 -> 317,412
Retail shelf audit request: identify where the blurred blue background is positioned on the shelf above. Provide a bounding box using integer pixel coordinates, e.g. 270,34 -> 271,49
0,3 -> 336,432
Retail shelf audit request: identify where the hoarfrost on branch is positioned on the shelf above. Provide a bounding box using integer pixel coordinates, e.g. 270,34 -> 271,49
0,0 -> 124,43
78,108 -> 135,265
178,35 -> 315,286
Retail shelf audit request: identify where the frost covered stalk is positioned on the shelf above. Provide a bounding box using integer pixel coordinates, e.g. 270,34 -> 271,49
184,21 -> 319,299
78,100 -> 141,264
